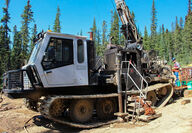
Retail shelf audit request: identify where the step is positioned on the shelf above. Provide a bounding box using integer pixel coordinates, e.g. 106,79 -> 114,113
114,112 -> 129,117
137,113 -> 162,122
127,108 -> 145,114
127,96 -> 147,102
127,102 -> 142,108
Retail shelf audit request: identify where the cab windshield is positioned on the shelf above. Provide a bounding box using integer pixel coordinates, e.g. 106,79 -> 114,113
28,40 -> 42,64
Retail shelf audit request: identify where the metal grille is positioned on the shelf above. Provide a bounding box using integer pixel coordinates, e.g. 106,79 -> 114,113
7,70 -> 24,90
23,71 -> 32,90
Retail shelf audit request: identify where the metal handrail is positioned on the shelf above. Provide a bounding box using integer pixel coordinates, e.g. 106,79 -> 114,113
124,73 -> 145,98
121,60 -> 149,118
121,61 -> 148,99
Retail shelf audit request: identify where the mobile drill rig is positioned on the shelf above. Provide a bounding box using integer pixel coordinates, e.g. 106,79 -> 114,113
2,0 -> 173,128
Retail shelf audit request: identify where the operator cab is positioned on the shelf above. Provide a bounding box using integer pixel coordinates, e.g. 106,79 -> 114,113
3,31 -> 96,98
37,32 -> 90,88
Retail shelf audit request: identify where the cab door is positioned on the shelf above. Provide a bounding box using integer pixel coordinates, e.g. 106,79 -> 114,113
75,39 -> 88,85
41,37 -> 75,87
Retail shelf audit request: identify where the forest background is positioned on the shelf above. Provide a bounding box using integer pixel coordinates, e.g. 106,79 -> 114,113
0,0 -> 192,86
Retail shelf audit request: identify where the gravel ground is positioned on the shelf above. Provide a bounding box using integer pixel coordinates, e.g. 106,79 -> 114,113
0,95 -> 192,133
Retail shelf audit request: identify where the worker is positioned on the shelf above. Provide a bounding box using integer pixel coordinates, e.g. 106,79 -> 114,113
172,57 -> 180,86
47,41 -> 55,61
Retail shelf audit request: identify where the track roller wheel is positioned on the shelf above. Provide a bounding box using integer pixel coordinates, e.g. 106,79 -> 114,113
147,91 -> 157,106
96,98 -> 117,120
70,99 -> 93,123
24,98 -> 38,112
49,99 -> 65,117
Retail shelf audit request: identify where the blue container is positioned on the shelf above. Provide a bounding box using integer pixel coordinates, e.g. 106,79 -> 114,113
187,81 -> 192,90
176,80 -> 181,87
182,81 -> 187,85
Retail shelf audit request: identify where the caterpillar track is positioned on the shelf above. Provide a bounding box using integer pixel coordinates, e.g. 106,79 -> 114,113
38,94 -> 121,128
126,83 -> 174,107
146,83 -> 174,108
36,83 -> 173,128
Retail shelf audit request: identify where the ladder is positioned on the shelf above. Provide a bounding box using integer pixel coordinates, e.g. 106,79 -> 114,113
121,61 -> 149,120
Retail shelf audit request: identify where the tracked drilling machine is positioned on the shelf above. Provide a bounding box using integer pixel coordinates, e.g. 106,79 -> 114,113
2,0 -> 174,128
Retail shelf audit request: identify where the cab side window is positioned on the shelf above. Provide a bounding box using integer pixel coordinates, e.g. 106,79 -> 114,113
77,39 -> 84,63
42,37 -> 73,70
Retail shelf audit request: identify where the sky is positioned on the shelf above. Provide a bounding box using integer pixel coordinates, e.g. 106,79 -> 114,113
0,0 -> 189,38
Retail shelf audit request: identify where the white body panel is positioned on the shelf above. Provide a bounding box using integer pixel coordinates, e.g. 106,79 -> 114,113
44,65 -> 75,86
28,32 -> 89,88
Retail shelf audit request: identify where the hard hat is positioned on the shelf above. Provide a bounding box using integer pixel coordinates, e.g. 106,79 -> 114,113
47,30 -> 52,32
172,57 -> 176,62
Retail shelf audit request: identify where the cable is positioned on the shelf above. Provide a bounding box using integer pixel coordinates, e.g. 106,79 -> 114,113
24,115 -> 38,133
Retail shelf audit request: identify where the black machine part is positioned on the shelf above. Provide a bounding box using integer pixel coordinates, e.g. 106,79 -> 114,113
2,65 -> 42,98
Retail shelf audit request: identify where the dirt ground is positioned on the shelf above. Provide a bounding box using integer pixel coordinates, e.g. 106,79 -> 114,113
0,95 -> 192,133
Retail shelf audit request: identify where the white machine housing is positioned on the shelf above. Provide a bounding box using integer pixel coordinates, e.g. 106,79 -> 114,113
27,32 -> 89,88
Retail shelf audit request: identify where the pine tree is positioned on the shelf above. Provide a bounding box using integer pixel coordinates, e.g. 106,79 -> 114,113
96,29 -> 103,56
165,29 -> 174,61
182,0 -> 192,64
150,0 -> 158,50
180,17 -> 184,29
143,26 -> 150,50
21,0 -> 34,65
131,11 -> 136,24
155,27 -> 161,53
30,24 -> 37,53
91,17 -> 97,43
120,33 -> 125,46
96,28 -> 101,46
188,0 -> 191,14
159,25 -> 166,59
102,20 -> 107,46
11,25 -> 22,69
80,29 -> 83,36
110,11 -> 120,45
0,26 -> 6,84
173,17 -> 183,61
53,6 -> 61,33
1,0 -> 11,70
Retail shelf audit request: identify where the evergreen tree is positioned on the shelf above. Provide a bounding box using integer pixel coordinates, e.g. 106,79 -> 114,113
188,0 -> 191,14
180,17 -> 184,29
171,22 -> 175,32
164,29 -> 174,61
182,0 -> 192,64
159,25 -> 166,58
143,26 -> 150,50
131,11 -> 136,24
80,29 -> 83,36
119,33 -> 125,46
91,17 -> 97,43
102,20 -> 107,46
96,29 -> 103,56
21,0 -> 34,65
173,17 -> 183,60
150,0 -> 158,50
110,11 -> 120,45
11,26 -> 22,69
155,27 -> 161,53
96,28 -> 101,46
30,24 -> 37,53
0,26 -> 6,84
1,0 -> 11,70
53,6 -> 61,33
